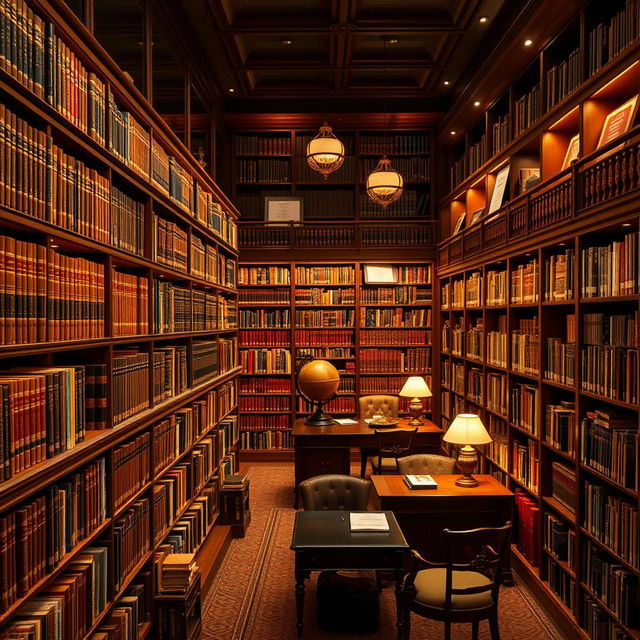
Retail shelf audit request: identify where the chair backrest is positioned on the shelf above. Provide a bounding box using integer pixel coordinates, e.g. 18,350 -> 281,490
299,474 -> 371,511
359,395 -> 399,419
442,523 -> 512,613
397,454 -> 456,475
374,427 -> 417,468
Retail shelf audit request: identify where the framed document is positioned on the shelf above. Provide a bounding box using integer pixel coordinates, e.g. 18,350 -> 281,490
596,95 -> 638,149
265,196 -> 303,223
469,208 -> 485,226
364,264 -> 397,284
487,164 -> 510,215
561,134 -> 580,171
452,212 -> 466,235
518,168 -> 540,194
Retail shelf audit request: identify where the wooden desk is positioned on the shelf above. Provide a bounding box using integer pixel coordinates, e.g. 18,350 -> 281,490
290,510 -> 409,639
292,418 -> 443,508
372,474 -> 514,583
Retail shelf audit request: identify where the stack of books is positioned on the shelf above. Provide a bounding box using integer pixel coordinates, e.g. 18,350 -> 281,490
223,474 -> 247,490
160,554 -> 198,593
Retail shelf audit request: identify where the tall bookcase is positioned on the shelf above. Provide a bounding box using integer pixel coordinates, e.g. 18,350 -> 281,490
0,0 -> 240,637
437,3 -> 640,637
238,260 -> 433,459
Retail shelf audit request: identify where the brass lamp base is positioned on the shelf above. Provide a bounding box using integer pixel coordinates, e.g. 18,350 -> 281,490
455,445 -> 479,487
407,397 -> 424,426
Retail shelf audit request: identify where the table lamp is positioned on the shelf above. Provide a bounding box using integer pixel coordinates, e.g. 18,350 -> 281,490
399,376 -> 432,426
443,413 -> 492,487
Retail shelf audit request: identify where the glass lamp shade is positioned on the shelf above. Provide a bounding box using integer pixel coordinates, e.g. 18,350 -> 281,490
366,156 -> 403,207
399,376 -> 432,398
443,413 -> 492,446
306,123 -> 345,179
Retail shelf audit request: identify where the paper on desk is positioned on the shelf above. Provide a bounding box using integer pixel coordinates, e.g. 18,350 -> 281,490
349,512 -> 389,532
334,418 -> 359,425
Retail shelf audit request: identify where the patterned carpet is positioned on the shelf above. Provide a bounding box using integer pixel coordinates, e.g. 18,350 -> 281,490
202,465 -> 565,640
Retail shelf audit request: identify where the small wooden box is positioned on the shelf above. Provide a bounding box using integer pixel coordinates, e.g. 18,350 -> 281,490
220,476 -> 251,538
155,573 -> 202,640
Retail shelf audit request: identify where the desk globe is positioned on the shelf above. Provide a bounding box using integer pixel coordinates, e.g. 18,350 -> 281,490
297,359 -> 340,426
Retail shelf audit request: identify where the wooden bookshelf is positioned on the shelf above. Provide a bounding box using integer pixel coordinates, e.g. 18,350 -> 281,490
437,6 -> 640,635
0,0 -> 240,637
238,260 -> 433,458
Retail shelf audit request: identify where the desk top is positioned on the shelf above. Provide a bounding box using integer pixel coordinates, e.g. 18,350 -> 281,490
292,417 -> 442,437
291,511 -> 408,550
372,475 -> 514,498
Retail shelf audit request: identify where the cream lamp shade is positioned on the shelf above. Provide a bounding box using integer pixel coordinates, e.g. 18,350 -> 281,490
443,413 -> 492,445
365,156 -> 404,207
399,376 -> 432,398
306,123 -> 345,179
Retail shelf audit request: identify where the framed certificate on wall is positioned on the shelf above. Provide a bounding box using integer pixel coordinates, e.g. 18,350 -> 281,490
264,196 -> 303,223
597,95 -> 638,149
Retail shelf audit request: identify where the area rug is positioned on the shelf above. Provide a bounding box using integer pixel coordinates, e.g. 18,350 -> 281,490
202,465 -> 564,640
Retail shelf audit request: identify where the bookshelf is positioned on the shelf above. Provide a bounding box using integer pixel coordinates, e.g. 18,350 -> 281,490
0,0 -> 240,637
437,5 -> 640,636
238,260 -> 433,459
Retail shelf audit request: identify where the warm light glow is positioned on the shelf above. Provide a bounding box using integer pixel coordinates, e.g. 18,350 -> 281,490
622,223 -> 632,227
479,15 -> 489,23
443,80 -> 451,86
282,39 -> 293,45
450,130 -> 456,135
389,38 -> 399,44
306,123 -> 345,179
524,39 -> 533,46
474,101 -> 481,107
228,88 -> 235,92
399,376 -> 432,398
366,156 -> 403,207
443,414 -> 492,446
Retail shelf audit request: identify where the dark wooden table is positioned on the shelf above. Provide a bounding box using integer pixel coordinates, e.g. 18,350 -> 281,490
290,510 -> 410,639
372,474 -> 515,583
292,418 -> 443,507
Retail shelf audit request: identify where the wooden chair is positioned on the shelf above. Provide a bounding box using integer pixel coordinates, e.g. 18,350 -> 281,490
358,395 -> 399,477
368,427 -> 417,475
397,454 -> 456,475
400,522 -> 512,640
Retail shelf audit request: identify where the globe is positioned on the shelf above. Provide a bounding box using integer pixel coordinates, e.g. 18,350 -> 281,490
297,359 -> 340,426
298,359 -> 340,401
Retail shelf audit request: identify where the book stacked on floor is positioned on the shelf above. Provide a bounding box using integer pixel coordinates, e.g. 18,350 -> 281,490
158,554 -> 198,593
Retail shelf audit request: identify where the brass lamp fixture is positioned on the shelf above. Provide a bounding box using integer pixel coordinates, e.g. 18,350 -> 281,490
366,156 -> 404,207
399,376 -> 432,426
443,413 -> 492,487
306,122 -> 345,179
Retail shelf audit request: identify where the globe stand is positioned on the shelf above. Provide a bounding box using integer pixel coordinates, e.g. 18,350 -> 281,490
305,398 -> 337,426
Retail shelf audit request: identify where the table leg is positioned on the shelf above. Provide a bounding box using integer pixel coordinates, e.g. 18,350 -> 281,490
295,570 -> 306,637
394,570 -> 405,640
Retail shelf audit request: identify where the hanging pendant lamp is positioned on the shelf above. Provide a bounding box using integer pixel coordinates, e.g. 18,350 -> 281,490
366,155 -> 404,207
306,122 -> 345,179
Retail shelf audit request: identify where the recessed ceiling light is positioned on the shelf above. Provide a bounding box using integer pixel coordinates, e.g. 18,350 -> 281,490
228,88 -> 235,93
622,222 -> 632,227
443,80 -> 451,86
51,244 -> 58,249
474,101 -> 481,107
479,15 -> 489,23
282,39 -> 293,45
524,39 -> 533,46
450,131 -> 456,135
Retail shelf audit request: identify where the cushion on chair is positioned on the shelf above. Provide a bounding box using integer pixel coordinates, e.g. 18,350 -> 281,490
368,456 -> 399,473
413,568 -> 494,611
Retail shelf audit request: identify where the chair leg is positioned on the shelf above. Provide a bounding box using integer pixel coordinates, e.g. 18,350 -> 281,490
444,621 -> 451,640
403,610 -> 411,640
489,612 -> 500,640
360,451 -> 367,478
472,620 -> 479,640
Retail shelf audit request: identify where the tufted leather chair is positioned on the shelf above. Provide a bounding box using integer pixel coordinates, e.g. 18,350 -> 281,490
299,474 -> 371,511
359,395 -> 400,477
359,395 -> 400,419
397,454 -> 457,476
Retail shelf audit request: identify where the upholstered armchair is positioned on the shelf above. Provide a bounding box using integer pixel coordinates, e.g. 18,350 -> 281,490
400,523 -> 512,640
358,395 -> 400,477
298,474 -> 371,511
397,454 -> 457,475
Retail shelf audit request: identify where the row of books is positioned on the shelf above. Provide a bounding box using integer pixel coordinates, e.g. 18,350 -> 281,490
240,430 -> 292,450
234,135 -> 291,155
294,329 -> 353,346
581,344 -> 638,404
239,330 -> 290,347
485,416 -> 508,469
545,402 -> 576,455
238,265 -> 290,285
486,270 -> 507,306
515,488 -> 541,566
588,0 -> 640,75
511,317 -> 539,375
512,438 -> 539,492
239,309 -> 290,329
93,576 -> 150,640
467,367 -> 483,403
361,329 -> 430,346
0,457 -> 106,612
153,281 -> 218,334
236,159 -> 289,183
361,286 -> 430,305
486,372 -> 508,416
239,396 -> 290,411
298,396 -> 354,413
113,432 -> 150,511
487,326 -> 507,367
584,312 -> 637,348
511,259 -> 539,303
360,308 -> 431,328
0,238 -> 105,344
152,346 -> 187,403
295,309 -> 355,327
492,113 -> 511,157
545,249 -> 574,301
544,338 -> 576,386
154,216 -> 188,273
544,511 -> 575,568
360,134 -> 430,155
239,414 -> 289,430
240,348 -> 291,374
551,461 -> 577,513
294,265 -> 355,285
466,318 -> 483,360
239,378 -> 291,394
360,375 -> 430,395
546,48 -> 580,110
513,83 -> 541,137
583,480 -> 638,569
113,499 -> 150,591
546,557 -> 574,612
0,19 -> 237,249
295,287 -> 355,305
582,594 -> 631,640
113,271 -> 149,336
238,288 -> 288,305
360,348 -> 430,372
